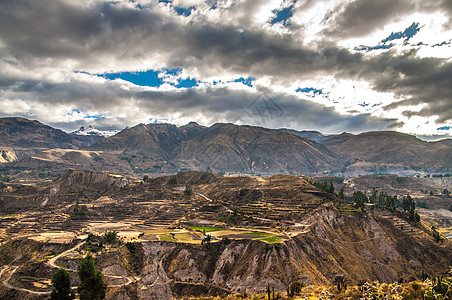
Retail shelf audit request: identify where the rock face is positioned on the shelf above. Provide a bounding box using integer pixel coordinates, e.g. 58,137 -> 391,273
0,117 -> 101,163
0,149 -> 17,163
321,131 -> 452,174
1,117 -> 451,177
89,122 -> 344,175
58,170 -> 130,191
137,242 -> 176,300
0,117 -> 85,149
152,208 -> 450,297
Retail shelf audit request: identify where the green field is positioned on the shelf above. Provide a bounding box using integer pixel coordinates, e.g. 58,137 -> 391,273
158,234 -> 176,242
188,226 -> 223,232
174,233 -> 193,242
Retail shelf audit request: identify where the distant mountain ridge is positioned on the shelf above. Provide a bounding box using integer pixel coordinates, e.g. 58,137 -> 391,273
88,122 -> 344,174
320,131 -> 452,175
0,117 -> 86,149
0,117 -> 103,163
0,117 -> 451,177
278,128 -> 329,143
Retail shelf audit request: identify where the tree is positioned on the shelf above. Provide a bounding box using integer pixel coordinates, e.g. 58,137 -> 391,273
50,268 -> 74,300
402,195 -> 412,212
104,230 -> 117,244
369,187 -> 377,204
353,191 -> 368,212
142,175 -> 149,182
377,191 -> 388,208
77,252 -> 107,300
184,183 -> 193,197
329,182 -> 335,194
338,185 -> 345,199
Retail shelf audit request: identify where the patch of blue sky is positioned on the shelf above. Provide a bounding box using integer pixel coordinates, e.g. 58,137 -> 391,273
174,6 -> 195,16
68,109 -> 103,119
101,68 -> 199,88
433,40 -> 451,47
175,78 -> 198,88
234,77 -> 255,87
381,22 -> 421,44
270,5 -> 293,27
102,69 -> 163,87
355,23 -> 421,52
437,126 -> 451,130
296,87 -> 323,96
84,114 -> 103,119
354,44 -> 393,52
150,117 -> 169,124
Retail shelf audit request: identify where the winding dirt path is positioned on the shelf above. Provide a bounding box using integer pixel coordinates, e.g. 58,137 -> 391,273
48,240 -> 86,269
48,240 -> 135,287
1,239 -> 136,295
2,265 -> 50,295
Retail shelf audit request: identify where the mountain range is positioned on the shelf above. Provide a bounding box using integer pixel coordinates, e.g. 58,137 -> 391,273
0,117 -> 451,178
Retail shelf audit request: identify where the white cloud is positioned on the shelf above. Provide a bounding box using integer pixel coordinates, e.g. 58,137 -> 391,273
0,0 -> 451,136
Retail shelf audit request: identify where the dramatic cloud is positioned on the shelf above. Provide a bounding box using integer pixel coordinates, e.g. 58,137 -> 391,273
0,0 -> 450,137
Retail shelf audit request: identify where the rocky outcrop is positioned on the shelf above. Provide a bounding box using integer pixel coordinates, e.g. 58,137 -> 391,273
0,149 -> 18,163
152,208 -> 452,296
138,242 -> 176,300
55,169 -> 131,192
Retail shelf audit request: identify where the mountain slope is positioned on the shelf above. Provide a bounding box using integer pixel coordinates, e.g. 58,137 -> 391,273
2,117 -> 451,178
88,123 -> 207,160
279,128 -> 329,143
322,131 -> 452,173
0,170 -> 450,299
88,122 -> 344,175
0,117 -> 84,149
176,123 -> 344,174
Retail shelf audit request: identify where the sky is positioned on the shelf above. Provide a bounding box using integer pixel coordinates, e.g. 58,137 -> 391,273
0,0 -> 451,139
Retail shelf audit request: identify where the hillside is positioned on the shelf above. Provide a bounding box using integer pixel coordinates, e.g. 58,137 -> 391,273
0,117 -> 102,163
0,117 -> 99,149
0,170 -> 450,299
1,117 -> 451,179
175,123 -> 343,174
87,122 -> 344,175
321,131 -> 452,175
278,128 -> 329,143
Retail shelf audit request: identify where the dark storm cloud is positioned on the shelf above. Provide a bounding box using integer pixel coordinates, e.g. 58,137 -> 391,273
0,74 -> 400,133
134,85 -> 401,133
0,0 -> 363,75
323,0 -> 414,38
0,0 -> 450,131
371,50 -> 452,123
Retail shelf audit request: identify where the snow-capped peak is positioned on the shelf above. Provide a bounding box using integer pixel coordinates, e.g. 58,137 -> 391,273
71,125 -> 119,137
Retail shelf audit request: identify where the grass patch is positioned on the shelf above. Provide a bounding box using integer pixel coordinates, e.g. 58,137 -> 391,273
158,234 -> 176,242
188,226 -> 223,232
0,214 -> 16,219
259,236 -> 282,243
243,231 -> 269,237
174,233 -> 193,242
